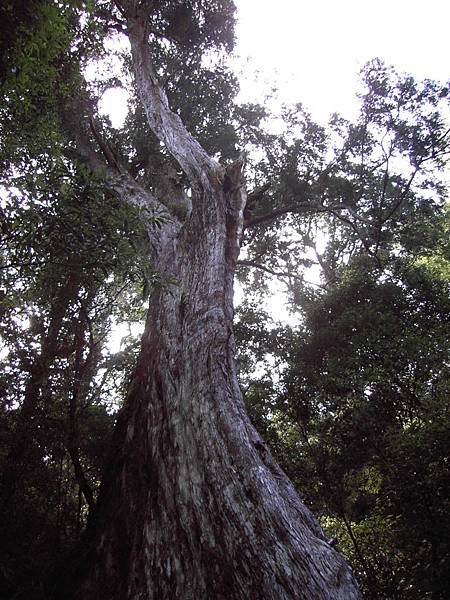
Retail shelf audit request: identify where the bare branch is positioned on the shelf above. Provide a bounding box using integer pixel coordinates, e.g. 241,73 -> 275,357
244,202 -> 313,229
382,165 -> 420,224
327,207 -> 377,258
238,259 -> 305,284
338,204 -> 373,226
88,117 -> 124,174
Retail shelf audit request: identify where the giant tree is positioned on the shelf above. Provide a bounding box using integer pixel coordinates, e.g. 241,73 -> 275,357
2,1 -> 448,598
52,2 -> 358,598
0,0 -> 358,597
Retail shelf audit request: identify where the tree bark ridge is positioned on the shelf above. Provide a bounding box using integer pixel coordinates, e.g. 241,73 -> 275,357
74,180 -> 358,599
70,7 -> 359,598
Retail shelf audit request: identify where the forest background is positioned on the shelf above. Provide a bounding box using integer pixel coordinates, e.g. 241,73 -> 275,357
0,1 -> 449,598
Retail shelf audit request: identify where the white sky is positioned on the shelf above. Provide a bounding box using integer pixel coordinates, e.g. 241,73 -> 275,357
235,0 -> 449,122
103,1 -> 449,127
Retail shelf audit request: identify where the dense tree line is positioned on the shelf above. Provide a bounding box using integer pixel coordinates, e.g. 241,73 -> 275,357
0,1 -> 448,598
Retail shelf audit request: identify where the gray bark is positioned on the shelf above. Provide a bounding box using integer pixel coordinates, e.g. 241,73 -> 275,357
70,4 -> 359,597
73,167 -> 358,599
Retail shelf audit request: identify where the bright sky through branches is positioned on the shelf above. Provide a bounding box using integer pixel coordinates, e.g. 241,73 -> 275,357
233,0 -> 449,323
235,0 -> 449,122
102,0 -> 449,345
103,1 -> 449,127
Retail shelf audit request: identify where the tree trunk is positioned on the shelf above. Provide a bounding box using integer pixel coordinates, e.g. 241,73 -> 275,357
59,6 -> 359,596
72,173 -> 358,599
1,272 -> 80,506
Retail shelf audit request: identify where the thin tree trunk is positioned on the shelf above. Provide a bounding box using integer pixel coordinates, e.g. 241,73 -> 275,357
341,511 -> 377,597
73,176 -> 358,599
67,310 -> 96,514
0,273 -> 80,505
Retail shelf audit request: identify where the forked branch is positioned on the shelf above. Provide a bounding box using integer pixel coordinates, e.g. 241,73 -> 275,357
62,114 -> 171,243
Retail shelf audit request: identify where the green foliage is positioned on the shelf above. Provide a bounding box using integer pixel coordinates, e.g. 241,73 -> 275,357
239,61 -> 448,299
0,157 -> 152,598
149,0 -> 236,53
236,74 -> 449,599
0,1 -> 449,598
255,259 -> 450,598
0,1 -> 70,168
415,204 -> 450,280
237,133 -> 449,597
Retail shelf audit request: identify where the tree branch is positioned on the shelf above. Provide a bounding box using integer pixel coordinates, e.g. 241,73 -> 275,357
247,182 -> 271,203
244,198 -> 376,230
125,11 -> 221,189
88,116 -> 124,174
244,202 -> 313,229
237,259 -> 315,285
62,114 -> 173,244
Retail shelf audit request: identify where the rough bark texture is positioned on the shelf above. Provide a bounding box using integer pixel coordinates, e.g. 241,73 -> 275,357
73,167 -> 358,599
68,4 -> 359,597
